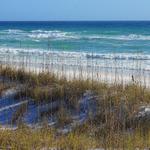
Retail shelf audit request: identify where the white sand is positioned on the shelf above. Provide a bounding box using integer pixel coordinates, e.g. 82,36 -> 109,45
0,51 -> 150,87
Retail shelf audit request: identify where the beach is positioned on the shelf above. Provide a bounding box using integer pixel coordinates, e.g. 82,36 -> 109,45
1,21 -> 150,149
0,21 -> 150,86
0,47 -> 150,88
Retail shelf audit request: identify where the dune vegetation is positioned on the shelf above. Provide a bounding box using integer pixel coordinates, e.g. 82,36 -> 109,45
0,66 -> 150,149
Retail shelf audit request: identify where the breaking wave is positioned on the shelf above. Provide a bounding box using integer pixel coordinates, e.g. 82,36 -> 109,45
85,34 -> 150,41
1,29 -> 150,41
28,30 -> 77,40
0,47 -> 150,61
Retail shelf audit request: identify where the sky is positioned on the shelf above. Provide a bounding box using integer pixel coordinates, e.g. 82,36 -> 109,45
0,0 -> 150,21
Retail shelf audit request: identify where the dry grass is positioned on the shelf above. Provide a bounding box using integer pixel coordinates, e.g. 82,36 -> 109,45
0,127 -> 150,149
0,127 -> 98,150
0,66 -> 150,149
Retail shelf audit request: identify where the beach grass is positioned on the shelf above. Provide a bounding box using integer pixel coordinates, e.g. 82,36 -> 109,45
0,127 -> 150,149
0,66 -> 150,149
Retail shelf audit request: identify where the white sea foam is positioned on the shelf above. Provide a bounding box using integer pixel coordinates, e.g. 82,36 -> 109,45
0,47 -> 150,61
0,29 -> 78,40
28,32 -> 150,41
31,30 -> 60,33
1,29 -> 150,41
86,34 -> 150,41
3,29 -> 25,34
28,30 -> 78,40
86,53 -> 150,60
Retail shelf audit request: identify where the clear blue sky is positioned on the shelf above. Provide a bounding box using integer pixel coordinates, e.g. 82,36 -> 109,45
0,0 -> 150,21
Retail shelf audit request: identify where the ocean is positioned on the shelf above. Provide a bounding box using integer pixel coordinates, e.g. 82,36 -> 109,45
0,21 -> 150,85
1,21 -> 150,53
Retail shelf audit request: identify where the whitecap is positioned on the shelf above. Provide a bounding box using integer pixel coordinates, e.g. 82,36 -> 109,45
0,46 -> 150,61
3,29 -> 25,34
28,30 -> 79,40
85,34 -> 150,41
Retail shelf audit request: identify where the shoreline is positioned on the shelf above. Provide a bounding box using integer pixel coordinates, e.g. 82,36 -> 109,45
1,63 -> 150,87
0,49 -> 150,87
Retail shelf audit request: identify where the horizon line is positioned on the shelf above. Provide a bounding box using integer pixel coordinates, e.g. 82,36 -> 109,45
1,20 -> 150,22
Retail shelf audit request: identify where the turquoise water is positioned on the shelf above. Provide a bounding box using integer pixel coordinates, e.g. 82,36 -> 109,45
0,21 -> 150,54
